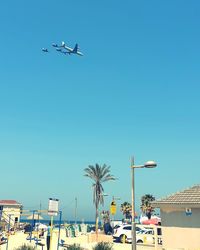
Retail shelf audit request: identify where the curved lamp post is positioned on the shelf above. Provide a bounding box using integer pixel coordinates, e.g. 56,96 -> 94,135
131,157 -> 157,250
96,193 -> 109,237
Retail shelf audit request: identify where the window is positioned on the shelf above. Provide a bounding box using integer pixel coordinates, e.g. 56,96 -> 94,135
146,230 -> 154,235
123,226 -> 131,230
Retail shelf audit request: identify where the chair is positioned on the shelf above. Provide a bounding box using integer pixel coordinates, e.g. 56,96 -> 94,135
35,241 -> 45,250
0,237 -> 8,245
59,239 -> 69,248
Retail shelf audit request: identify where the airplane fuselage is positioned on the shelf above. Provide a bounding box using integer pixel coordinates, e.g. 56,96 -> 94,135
62,44 -> 83,56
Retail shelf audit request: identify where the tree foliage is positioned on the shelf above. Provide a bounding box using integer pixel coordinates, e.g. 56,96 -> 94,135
66,244 -> 84,250
101,210 -> 110,224
93,242 -> 113,250
14,245 -> 36,250
140,194 -> 155,219
84,164 -> 115,231
120,201 -> 132,220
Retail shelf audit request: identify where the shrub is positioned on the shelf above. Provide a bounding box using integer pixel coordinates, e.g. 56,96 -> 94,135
15,245 -> 36,250
93,242 -> 113,250
67,244 -> 84,250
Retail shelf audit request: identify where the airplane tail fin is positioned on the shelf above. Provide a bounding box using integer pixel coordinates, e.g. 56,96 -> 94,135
73,43 -> 79,53
61,41 -> 65,47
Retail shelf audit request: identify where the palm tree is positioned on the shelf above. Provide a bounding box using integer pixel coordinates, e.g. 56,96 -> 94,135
84,164 -> 115,232
140,194 -> 155,219
120,202 -> 132,221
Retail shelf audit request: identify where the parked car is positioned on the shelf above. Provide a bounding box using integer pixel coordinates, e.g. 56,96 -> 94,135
136,229 -> 154,244
113,224 -> 144,243
113,225 -> 162,245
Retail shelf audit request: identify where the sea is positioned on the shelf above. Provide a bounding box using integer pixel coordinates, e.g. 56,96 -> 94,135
20,219 -> 96,226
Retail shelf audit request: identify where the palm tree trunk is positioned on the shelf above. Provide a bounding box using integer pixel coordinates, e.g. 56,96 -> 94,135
95,205 -> 98,233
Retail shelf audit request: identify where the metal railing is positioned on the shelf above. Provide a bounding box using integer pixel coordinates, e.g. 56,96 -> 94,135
0,211 -> 16,228
135,224 -> 162,250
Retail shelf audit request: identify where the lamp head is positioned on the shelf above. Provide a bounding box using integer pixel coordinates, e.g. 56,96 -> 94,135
144,160 -> 157,168
114,197 -> 121,200
101,193 -> 108,197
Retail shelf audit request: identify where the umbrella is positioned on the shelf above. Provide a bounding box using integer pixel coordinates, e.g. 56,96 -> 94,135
36,223 -> 47,230
26,214 -> 44,220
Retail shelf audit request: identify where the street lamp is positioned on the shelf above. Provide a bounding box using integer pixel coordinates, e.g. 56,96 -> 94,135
112,196 -> 121,201
96,193 -> 108,234
131,157 -> 157,250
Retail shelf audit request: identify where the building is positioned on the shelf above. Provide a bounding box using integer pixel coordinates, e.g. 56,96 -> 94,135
152,185 -> 200,250
0,200 -> 22,226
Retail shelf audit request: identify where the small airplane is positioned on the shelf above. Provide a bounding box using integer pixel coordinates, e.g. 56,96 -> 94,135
56,48 -> 62,52
56,48 -> 68,55
52,43 -> 59,48
61,42 -> 83,56
42,48 -> 49,52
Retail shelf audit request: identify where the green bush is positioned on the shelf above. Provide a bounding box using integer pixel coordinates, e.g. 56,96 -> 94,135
93,242 -> 113,250
67,244 -> 84,250
14,245 -> 36,250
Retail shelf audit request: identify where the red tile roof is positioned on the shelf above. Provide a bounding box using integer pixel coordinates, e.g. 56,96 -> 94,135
0,200 -> 22,206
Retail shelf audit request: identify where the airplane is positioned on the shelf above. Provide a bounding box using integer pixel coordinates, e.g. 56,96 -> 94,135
42,48 -> 49,52
52,43 -> 59,48
56,48 -> 68,55
56,48 -> 62,52
61,42 -> 83,56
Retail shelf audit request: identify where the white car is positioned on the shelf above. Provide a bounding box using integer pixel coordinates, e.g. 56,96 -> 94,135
136,229 -> 155,244
113,224 -> 146,243
113,224 -> 156,244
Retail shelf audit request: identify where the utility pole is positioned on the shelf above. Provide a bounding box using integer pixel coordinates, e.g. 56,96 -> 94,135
75,197 -> 77,224
39,201 -> 42,223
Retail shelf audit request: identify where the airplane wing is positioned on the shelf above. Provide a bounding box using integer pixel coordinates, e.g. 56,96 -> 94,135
63,46 -> 73,52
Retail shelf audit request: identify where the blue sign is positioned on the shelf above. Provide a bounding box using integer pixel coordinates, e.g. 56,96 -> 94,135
185,208 -> 192,216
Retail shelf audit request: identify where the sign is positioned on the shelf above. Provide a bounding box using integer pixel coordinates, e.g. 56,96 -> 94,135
185,208 -> 192,216
110,201 -> 116,215
48,198 -> 59,216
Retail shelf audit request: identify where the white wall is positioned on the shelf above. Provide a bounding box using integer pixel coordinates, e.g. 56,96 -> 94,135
162,226 -> 200,250
2,206 -> 21,226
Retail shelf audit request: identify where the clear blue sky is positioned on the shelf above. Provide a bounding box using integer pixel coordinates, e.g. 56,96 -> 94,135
0,0 -> 200,221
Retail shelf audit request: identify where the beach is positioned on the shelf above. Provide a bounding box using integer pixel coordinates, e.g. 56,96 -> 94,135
0,229 -> 157,250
